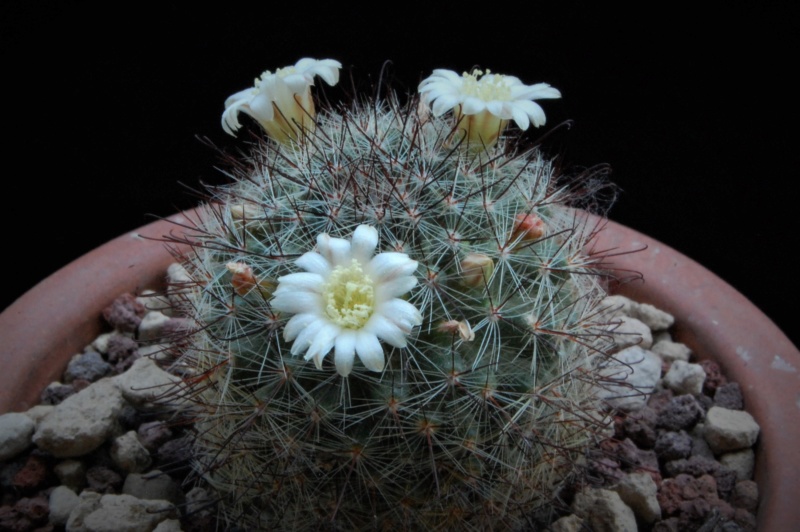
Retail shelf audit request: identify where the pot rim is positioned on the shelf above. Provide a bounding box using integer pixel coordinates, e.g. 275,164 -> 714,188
0,210 -> 797,531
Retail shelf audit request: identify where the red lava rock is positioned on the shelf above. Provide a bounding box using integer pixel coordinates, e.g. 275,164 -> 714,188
587,455 -> 626,484
714,382 -> 744,410
714,466 -> 738,501
664,455 -> 720,478
621,406 -> 658,449
102,293 -> 146,333
138,421 -> 174,453
693,393 -> 713,414
699,360 -> 728,395
656,395 -> 704,431
106,334 -> 139,364
71,379 -> 92,393
14,495 -> 49,523
658,473 -> 735,528
12,454 -> 49,493
155,436 -> 194,478
658,473 -> 709,517
646,388 -> 675,413
679,497 -> 734,529
733,507 -> 757,531
596,438 -> 662,485
731,480 -> 759,513
39,383 -> 75,405
654,430 -> 693,462
617,438 -> 659,473
0,504 -> 32,532
85,466 -> 123,494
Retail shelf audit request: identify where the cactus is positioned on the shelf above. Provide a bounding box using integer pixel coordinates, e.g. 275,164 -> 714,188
165,58 -> 620,530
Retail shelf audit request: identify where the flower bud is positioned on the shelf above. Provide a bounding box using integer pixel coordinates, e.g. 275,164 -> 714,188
226,262 -> 275,298
230,204 -> 261,221
460,253 -> 494,287
511,213 -> 545,243
438,320 -> 475,342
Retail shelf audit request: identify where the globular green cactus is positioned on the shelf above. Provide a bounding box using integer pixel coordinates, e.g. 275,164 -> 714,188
166,58 -> 620,530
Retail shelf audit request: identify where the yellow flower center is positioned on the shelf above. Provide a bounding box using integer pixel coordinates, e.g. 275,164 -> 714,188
460,69 -> 512,101
323,259 -> 375,328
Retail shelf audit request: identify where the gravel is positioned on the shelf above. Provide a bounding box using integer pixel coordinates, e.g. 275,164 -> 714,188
0,283 -> 761,531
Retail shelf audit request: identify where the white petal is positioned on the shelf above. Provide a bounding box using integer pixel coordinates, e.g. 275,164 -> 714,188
275,272 -> 324,293
334,330 -> 357,376
304,322 -> 339,365
296,251 -> 331,276
461,96 -> 487,115
222,107 -> 243,136
355,331 -> 385,372
223,88 -> 253,109
430,94 -> 461,116
317,233 -> 351,266
247,93 -> 273,121
294,57 -> 341,81
428,69 -> 462,86
221,92 -> 253,135
282,74 -> 312,94
284,313 -> 318,341
351,225 -> 378,264
294,57 -> 318,71
368,253 -> 418,282
514,100 -> 547,128
486,100 -> 507,118
510,104 -> 531,130
375,275 -> 417,300
291,318 -> 326,356
377,299 -> 423,331
271,291 -> 320,314
365,314 -> 408,348
512,83 -> 562,101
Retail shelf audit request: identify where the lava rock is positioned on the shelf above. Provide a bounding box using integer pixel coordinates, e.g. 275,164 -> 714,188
654,430 -> 693,462
64,351 -> 112,384
137,421 -> 174,453
664,456 -> 720,478
85,466 -> 123,494
714,382 -> 744,411
699,359 -> 728,395
731,480 -> 759,513
102,293 -> 147,333
656,395 -> 704,432
621,406 -> 658,449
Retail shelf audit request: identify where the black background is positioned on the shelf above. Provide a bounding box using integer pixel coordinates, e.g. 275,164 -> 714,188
2,3 -> 797,348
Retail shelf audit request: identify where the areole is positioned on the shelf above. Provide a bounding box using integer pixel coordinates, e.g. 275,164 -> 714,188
0,210 -> 797,531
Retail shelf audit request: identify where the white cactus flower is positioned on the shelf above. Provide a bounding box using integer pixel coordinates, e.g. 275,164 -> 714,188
222,57 -> 342,142
271,225 -> 422,377
418,68 -> 561,148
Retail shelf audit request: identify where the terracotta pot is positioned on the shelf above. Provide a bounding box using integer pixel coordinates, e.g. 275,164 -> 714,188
0,213 -> 797,530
